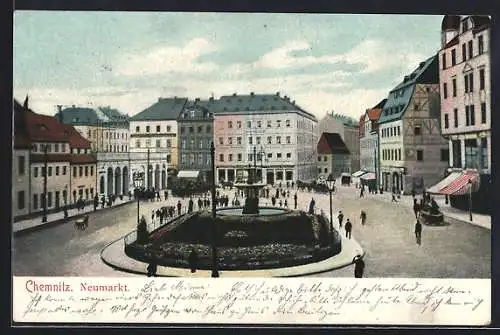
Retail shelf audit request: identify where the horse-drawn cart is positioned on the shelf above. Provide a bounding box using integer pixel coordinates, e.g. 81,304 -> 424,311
75,215 -> 89,230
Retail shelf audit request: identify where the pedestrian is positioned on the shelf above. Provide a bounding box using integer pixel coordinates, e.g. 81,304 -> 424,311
284,199 -> 288,208
391,192 -> 398,202
198,198 -> 203,211
353,255 -> 365,278
156,191 -> 161,201
415,220 -> 422,246
151,210 -> 155,223
177,200 -> 182,216
359,186 -> 364,198
345,219 -> 352,239
188,248 -> 198,273
308,198 -> 315,214
188,198 -> 194,213
294,192 -> 298,209
279,200 -> 283,207
338,211 -> 344,228
271,197 -> 276,206
360,210 -> 366,225
147,261 -> 158,277
164,190 -> 168,200
413,198 -> 420,219
93,195 -> 98,211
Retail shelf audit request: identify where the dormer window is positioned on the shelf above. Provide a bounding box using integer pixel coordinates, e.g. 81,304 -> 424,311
462,18 -> 469,33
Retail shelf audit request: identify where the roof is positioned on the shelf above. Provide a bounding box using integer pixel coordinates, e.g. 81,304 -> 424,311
441,15 -> 460,31
197,93 -> 317,122
30,154 -> 72,163
25,109 -> 69,142
317,132 -> 350,155
177,102 -> 214,121
131,97 -> 188,121
13,100 -> 32,149
378,55 -> 438,124
60,124 -> 92,149
70,154 -> 97,164
98,106 -> 129,121
56,107 -> 100,125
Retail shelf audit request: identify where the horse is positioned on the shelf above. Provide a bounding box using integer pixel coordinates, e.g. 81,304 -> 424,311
75,215 -> 89,230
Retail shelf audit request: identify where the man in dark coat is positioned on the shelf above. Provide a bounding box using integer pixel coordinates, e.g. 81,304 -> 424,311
413,198 -> 420,218
147,261 -> 158,277
188,249 -> 198,273
198,198 -> 203,210
353,255 -> 365,278
345,219 -> 352,239
338,211 -> 344,228
177,200 -> 182,216
188,198 -> 194,213
308,198 -> 315,214
294,193 -> 298,209
271,197 -> 276,206
415,220 -> 422,245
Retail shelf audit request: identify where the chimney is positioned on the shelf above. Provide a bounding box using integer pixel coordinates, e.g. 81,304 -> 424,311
72,105 -> 76,108
232,93 -> 237,96
276,91 -> 280,96
292,100 -> 295,104
195,97 -> 200,102
419,62 -> 425,68
404,75 -> 409,82
250,92 -> 254,96
209,97 -> 214,102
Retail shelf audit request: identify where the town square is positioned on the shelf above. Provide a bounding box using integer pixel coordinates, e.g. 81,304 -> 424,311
12,13 -> 491,280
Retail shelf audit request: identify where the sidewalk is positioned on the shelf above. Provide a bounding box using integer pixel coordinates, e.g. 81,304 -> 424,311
359,189 -> 491,230
13,197 -> 134,234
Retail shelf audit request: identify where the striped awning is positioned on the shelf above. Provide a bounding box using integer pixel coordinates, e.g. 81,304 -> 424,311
426,171 -> 462,194
439,169 -> 480,195
352,170 -> 367,178
360,172 -> 376,180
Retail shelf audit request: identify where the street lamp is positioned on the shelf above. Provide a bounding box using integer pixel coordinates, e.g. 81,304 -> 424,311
210,141 -> 219,278
468,178 -> 473,222
326,173 -> 336,243
42,144 -> 48,223
133,171 -> 144,225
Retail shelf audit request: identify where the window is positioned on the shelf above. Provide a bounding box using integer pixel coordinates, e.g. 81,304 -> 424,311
63,166 -> 67,175
323,156 -> 327,162
33,194 -> 38,210
85,166 -> 88,176
48,192 -> 52,207
267,120 -> 272,128
156,125 -> 160,132
478,35 -> 484,55
48,167 -> 52,177
33,167 -> 38,178
468,40 -> 473,59
469,73 -> 474,92
228,121 -> 233,128
219,154 -> 224,162
249,137 -> 253,145
257,121 -> 261,128
79,166 -> 83,177
276,136 -> 281,144
479,68 -> 485,90
286,120 -> 290,127
285,136 -> 291,144
180,127 -> 185,134
267,153 -> 272,159
390,128 -> 393,137
18,191 -> 25,210
247,121 -> 251,128
228,154 -> 233,162
248,154 -> 252,161
146,126 -> 150,133
237,137 -> 242,145
189,126 -> 194,133
444,114 -> 449,129
197,126 -> 202,133
451,49 -> 456,65
277,153 -> 282,159
453,109 -> 458,127
465,105 -> 470,126
481,103 -> 487,124
318,156 -> 321,162
277,120 -> 281,128
464,139 -> 478,168
199,139 -> 203,149
443,83 -> 448,99
256,137 -> 261,145
318,168 -> 322,173
228,137 -> 233,145
464,74 -> 469,93
416,150 -> 423,161
238,153 -> 242,161
481,138 -> 488,169
206,125 -> 211,133
452,78 -> 457,97
54,143 -> 59,152
135,126 -> 139,132
167,139 -> 172,148
90,166 -> 93,176
441,149 -> 450,162
190,139 -> 194,149
219,137 -> 223,145
462,43 -> 466,62
18,156 -> 25,175
324,168 -> 328,173
286,153 -> 291,159
267,136 -> 272,144
470,105 -> 475,126
166,154 -> 171,163
136,140 -> 141,148
397,126 -> 401,136
237,121 -> 241,128
145,139 -> 151,147
442,53 -> 446,69
167,125 -> 171,132
156,139 -> 161,148
414,126 -> 421,135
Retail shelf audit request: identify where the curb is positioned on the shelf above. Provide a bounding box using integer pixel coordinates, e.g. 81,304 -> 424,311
13,200 -> 134,237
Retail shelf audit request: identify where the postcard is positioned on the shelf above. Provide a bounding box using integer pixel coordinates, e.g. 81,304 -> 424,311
12,11 -> 491,325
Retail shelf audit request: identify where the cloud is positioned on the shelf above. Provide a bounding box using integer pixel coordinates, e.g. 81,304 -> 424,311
115,38 -> 219,76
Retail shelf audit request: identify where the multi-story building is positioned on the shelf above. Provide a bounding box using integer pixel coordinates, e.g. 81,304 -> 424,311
318,112 -> 360,173
177,99 -> 214,182
206,92 -> 318,185
359,99 -> 386,184
12,98 -> 96,221
317,132 -> 351,178
129,97 -> 187,189
434,15 -> 491,213
378,55 -> 449,194
55,105 -> 130,196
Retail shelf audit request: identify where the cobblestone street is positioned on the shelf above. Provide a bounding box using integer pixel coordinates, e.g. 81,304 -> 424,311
12,184 -> 490,278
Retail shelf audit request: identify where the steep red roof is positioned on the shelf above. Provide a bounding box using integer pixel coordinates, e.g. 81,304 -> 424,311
366,108 -> 382,121
70,154 -> 96,164
60,124 -> 92,149
317,132 -> 350,155
25,110 -> 69,143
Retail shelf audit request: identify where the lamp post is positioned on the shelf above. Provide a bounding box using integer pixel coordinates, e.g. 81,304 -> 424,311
133,171 -> 144,225
468,178 -> 473,222
326,173 -> 336,243
42,144 -> 48,223
210,142 -> 219,278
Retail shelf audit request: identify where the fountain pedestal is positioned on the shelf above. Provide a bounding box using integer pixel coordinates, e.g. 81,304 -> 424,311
235,167 -> 265,215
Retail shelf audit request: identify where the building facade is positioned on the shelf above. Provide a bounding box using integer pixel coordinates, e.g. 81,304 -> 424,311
177,100 -> 214,182
317,132 -> 351,178
129,97 -> 187,189
378,56 -> 449,194
55,106 -> 130,197
359,100 -> 385,183
317,113 -> 360,173
206,92 -> 318,185
438,15 -> 491,213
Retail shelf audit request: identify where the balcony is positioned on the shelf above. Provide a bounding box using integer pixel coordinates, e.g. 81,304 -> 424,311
96,152 -> 129,162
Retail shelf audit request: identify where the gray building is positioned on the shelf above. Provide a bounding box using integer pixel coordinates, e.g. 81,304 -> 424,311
177,100 -> 215,182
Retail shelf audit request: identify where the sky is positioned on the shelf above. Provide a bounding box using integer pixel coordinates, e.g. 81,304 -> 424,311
13,11 -> 443,120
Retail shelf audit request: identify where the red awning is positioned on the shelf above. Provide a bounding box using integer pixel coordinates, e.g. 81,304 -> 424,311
439,169 -> 480,195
